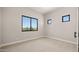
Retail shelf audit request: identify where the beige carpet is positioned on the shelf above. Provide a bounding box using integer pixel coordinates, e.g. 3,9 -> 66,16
0,37 -> 78,52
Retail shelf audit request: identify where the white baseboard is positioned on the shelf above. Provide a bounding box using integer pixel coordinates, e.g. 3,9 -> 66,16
0,36 -> 43,48
0,36 -> 77,48
46,36 -> 77,45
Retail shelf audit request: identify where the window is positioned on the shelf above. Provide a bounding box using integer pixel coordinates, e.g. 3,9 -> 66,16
47,19 -> 52,24
62,15 -> 70,22
22,15 -> 38,32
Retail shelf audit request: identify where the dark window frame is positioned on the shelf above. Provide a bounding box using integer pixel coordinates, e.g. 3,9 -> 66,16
21,15 -> 38,32
62,15 -> 70,22
47,19 -> 52,24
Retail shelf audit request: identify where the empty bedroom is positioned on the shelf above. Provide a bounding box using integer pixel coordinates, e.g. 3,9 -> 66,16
0,7 -> 78,52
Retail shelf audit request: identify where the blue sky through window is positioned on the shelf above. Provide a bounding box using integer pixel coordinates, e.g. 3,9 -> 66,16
63,16 -> 69,21
22,16 -> 38,31
32,19 -> 37,29
23,17 -> 30,28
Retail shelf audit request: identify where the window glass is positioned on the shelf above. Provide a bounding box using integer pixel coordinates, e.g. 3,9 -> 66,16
22,16 -> 30,31
31,18 -> 38,31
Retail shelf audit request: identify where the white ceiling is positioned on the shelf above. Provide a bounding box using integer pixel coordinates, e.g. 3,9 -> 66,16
30,7 -> 58,14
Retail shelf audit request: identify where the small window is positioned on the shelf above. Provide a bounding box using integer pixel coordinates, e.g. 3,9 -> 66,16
47,19 -> 52,24
22,15 -> 38,32
62,15 -> 70,22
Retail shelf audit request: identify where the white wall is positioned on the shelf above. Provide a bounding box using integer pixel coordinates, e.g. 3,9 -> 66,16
1,7 -> 78,45
44,7 -> 78,44
2,7 -> 44,44
0,8 -> 2,44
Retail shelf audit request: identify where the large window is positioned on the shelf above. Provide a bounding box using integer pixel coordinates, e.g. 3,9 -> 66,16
22,15 -> 38,32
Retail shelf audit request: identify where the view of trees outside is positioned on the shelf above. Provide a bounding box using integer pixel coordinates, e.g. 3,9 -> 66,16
22,16 -> 38,32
